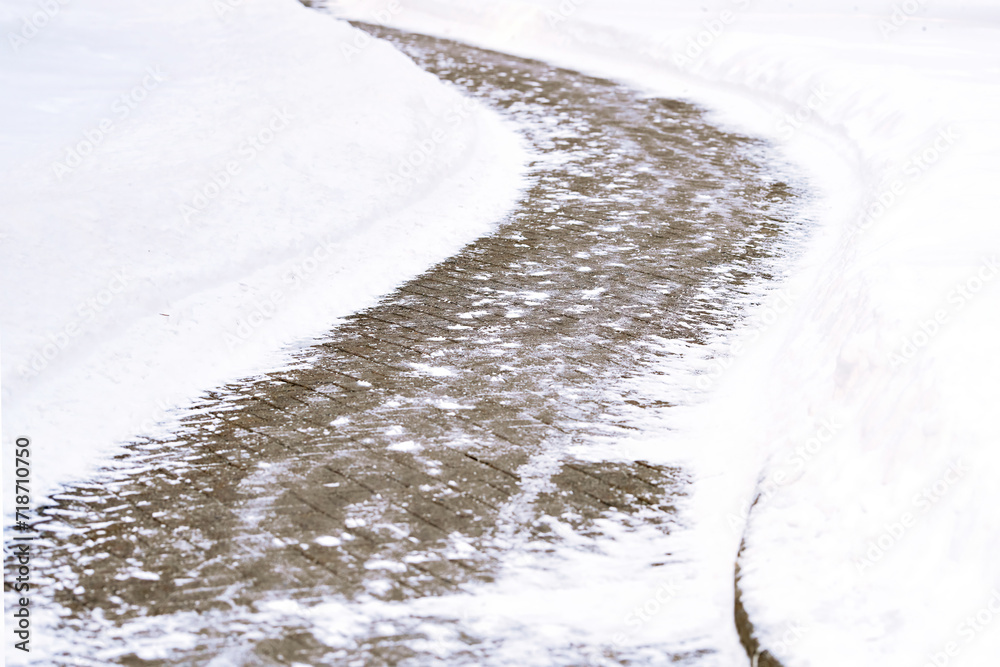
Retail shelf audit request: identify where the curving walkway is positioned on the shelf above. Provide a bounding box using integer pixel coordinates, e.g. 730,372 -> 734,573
25,25 -> 800,666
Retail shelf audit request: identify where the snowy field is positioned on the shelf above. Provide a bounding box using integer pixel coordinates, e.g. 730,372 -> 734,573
4,0 -> 1000,665
324,1 -> 1000,665
1,0 -> 528,498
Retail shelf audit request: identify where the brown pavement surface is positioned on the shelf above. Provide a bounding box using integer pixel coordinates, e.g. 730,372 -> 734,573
14,24 -> 801,666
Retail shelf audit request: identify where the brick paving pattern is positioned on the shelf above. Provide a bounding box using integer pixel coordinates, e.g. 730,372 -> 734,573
15,24 -> 800,666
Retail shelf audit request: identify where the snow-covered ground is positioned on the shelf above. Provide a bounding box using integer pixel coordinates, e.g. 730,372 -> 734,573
326,1 -> 1000,665
5,0 -> 1000,664
0,0 -> 527,500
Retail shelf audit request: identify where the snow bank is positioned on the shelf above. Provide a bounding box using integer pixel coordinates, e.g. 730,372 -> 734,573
329,1 -> 1000,664
0,0 -> 527,501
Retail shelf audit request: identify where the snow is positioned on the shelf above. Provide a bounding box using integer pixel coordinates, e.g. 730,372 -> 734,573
328,1 -> 1000,665
0,0 -> 528,501
5,0 -> 999,664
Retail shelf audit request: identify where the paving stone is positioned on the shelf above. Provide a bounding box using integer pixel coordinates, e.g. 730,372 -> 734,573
17,24 -> 801,665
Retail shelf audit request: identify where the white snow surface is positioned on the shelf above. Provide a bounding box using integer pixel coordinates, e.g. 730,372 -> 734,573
326,1 -> 1000,665
4,0 -> 999,665
0,0 -> 528,499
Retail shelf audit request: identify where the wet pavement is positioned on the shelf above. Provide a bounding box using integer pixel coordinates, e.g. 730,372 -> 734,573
13,24 -> 800,666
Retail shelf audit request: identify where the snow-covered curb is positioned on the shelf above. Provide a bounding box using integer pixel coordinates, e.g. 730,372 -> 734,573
330,1 -> 1000,664
735,537 -> 783,667
1,0 -> 528,502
